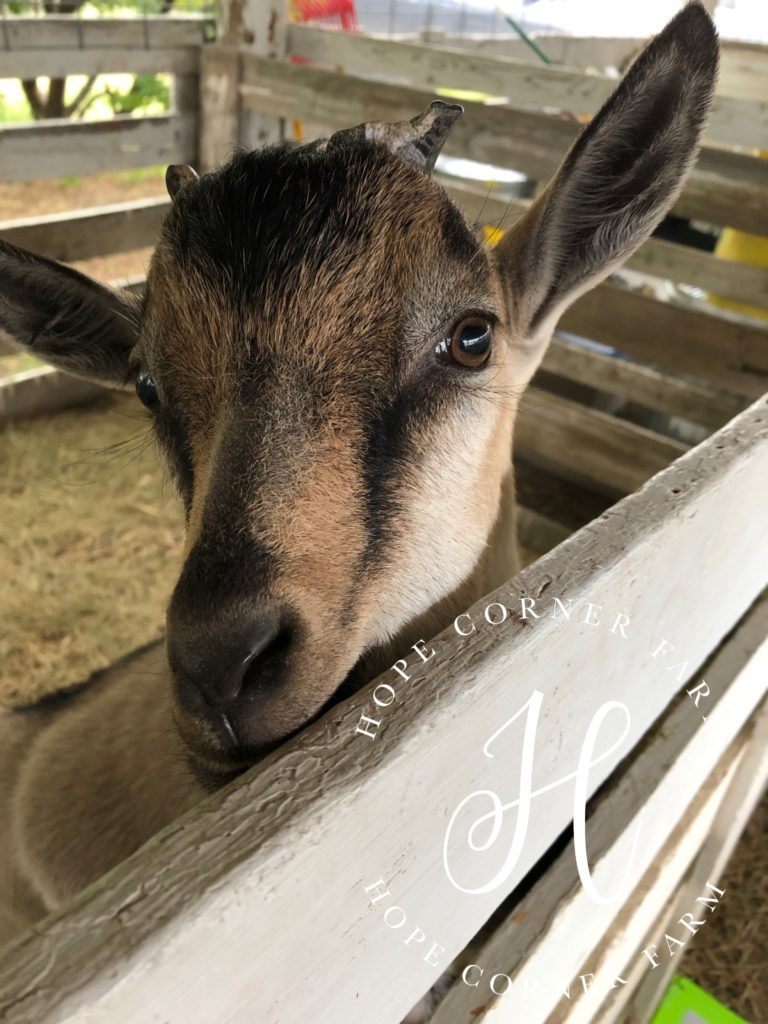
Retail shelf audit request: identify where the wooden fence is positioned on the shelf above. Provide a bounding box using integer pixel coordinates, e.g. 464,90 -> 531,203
1,6 -> 767,1023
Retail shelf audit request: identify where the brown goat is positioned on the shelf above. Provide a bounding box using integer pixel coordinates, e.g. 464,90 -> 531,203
0,5 -> 717,991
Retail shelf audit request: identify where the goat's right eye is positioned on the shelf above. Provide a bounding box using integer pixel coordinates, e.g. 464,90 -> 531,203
136,371 -> 159,408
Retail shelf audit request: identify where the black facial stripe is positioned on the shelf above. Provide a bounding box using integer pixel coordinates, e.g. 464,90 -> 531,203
355,368 -> 449,584
155,412 -> 194,505
440,197 -> 483,264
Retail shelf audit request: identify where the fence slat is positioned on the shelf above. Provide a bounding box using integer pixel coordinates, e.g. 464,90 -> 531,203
516,390 -> 687,495
440,179 -> 768,312
0,114 -> 197,182
287,25 -> 768,152
431,597 -> 768,1023
0,366 -> 105,419
562,282 -> 768,400
0,46 -> 199,80
0,198 -> 170,262
542,337 -> 747,430
417,34 -> 768,102
239,54 -> 768,235
0,15 -> 211,51
1,396 -> 765,1024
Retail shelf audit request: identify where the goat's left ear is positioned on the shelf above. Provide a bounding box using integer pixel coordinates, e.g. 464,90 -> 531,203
496,1 -> 718,351
0,240 -> 140,384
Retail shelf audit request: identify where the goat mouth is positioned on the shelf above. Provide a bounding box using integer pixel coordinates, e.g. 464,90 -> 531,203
175,651 -> 375,790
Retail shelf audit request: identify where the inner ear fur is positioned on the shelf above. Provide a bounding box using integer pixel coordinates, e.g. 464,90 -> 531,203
496,1 -> 718,345
0,239 -> 141,385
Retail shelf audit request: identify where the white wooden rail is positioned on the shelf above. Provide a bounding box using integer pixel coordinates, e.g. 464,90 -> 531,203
0,397 -> 766,1024
432,600 -> 768,1022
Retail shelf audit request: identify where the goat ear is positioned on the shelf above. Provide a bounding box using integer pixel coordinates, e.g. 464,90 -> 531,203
496,1 -> 718,350
0,240 -> 140,385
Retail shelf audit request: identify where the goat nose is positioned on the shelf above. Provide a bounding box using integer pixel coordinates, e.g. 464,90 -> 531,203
168,608 -> 289,708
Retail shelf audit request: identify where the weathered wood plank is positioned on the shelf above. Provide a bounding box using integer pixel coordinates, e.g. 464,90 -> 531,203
287,26 -> 768,151
431,596 -> 768,1023
515,505 -> 570,558
239,55 -> 768,234
441,178 -> 768,312
0,46 -> 199,80
542,337 -> 748,430
562,282 -> 768,400
199,46 -> 241,173
516,389 -> 687,495
0,114 -> 197,182
615,700 -> 768,1024
0,366 -> 105,419
485,747 -> 742,1023
1,395 -> 765,1024
419,34 -> 768,102
0,198 -> 170,263
0,15 -> 212,51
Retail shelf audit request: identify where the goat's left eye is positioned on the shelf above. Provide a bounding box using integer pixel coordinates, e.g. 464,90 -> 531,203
136,371 -> 159,408
437,318 -> 493,368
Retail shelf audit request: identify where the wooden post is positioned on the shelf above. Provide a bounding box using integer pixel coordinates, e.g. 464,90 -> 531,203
235,0 -> 287,150
199,0 -> 287,172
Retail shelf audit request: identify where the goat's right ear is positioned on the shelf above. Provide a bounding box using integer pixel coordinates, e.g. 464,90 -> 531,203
0,240 -> 140,385
496,1 -> 718,354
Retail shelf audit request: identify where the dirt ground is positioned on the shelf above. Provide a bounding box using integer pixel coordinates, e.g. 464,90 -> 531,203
0,167 -> 165,287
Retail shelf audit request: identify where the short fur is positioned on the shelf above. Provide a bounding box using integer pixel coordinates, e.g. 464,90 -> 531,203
0,5 -> 717,985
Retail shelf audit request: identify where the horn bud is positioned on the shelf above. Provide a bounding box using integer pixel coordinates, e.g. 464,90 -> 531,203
329,100 -> 463,174
166,164 -> 200,199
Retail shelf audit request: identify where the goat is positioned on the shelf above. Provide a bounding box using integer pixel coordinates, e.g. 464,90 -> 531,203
0,5 -> 717,987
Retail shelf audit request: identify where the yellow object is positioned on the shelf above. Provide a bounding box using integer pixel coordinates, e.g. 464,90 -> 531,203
435,87 -> 502,104
484,225 -> 505,246
708,226 -> 768,321
708,148 -> 768,321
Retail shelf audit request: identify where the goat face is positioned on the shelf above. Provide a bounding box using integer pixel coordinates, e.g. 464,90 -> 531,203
150,137 -> 520,773
0,4 -> 717,778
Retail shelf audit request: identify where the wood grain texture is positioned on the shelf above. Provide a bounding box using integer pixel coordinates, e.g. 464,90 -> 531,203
542,337 -> 747,430
0,198 -> 170,263
561,282 -> 768,400
440,179 -> 768,312
0,46 -> 199,80
0,15 -> 212,51
516,390 -> 687,495
0,396 -> 765,1024
239,54 -> 768,234
0,115 -> 197,182
199,46 -> 241,173
287,25 -> 768,152
431,597 -> 768,1022
416,34 -> 768,103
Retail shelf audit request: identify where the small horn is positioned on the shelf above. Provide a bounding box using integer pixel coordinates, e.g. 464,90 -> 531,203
329,100 -> 463,174
166,164 -> 199,199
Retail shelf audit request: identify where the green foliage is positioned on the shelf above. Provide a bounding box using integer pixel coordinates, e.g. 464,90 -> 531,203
101,73 -> 170,115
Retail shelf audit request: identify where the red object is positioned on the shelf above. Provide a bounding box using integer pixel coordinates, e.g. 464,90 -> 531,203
293,0 -> 358,31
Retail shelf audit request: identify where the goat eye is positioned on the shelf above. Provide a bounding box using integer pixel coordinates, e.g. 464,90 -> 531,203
438,318 -> 493,368
136,371 -> 159,408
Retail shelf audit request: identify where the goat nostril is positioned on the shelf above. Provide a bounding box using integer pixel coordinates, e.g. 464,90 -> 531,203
241,624 -> 293,694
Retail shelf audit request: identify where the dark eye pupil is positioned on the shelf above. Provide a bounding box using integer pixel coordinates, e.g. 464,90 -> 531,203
458,323 -> 491,354
136,372 -> 158,408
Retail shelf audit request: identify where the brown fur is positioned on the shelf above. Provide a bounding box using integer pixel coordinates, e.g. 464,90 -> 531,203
0,6 -> 717,974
